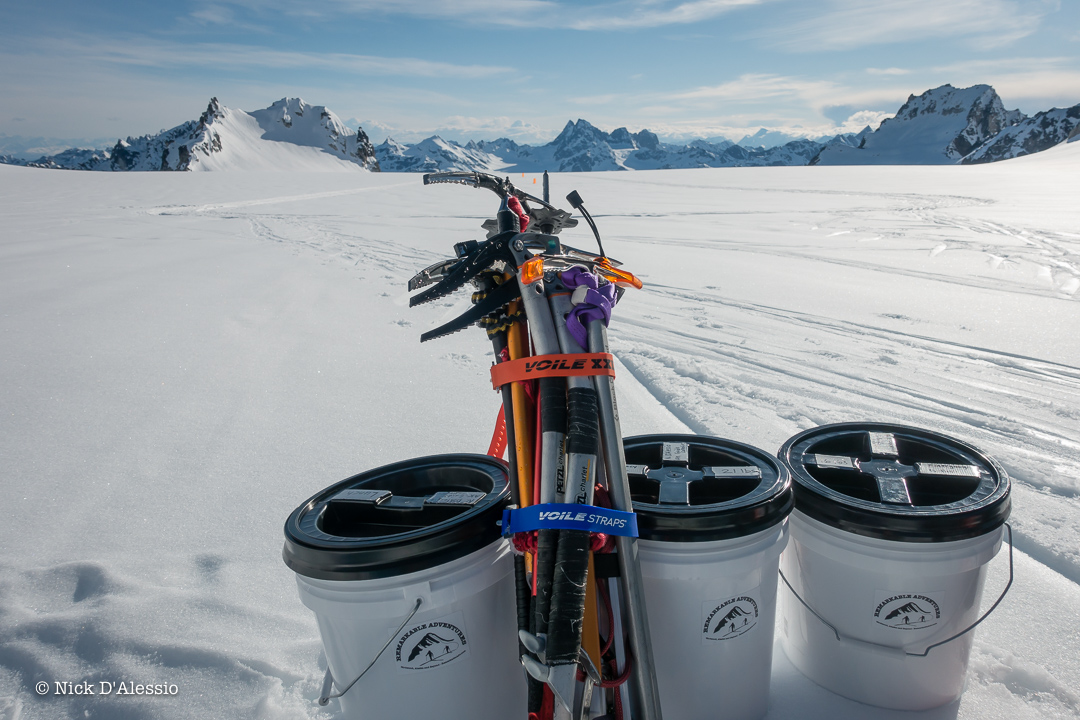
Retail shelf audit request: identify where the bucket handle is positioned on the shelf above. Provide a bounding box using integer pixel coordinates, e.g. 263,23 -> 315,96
317,597 -> 424,706
778,523 -> 1013,658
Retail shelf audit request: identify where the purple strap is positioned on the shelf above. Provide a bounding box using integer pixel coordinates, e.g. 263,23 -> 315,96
561,266 -> 617,348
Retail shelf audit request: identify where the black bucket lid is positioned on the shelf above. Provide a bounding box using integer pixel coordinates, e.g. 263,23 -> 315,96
283,454 -> 511,581
625,434 -> 792,542
778,423 -> 1010,543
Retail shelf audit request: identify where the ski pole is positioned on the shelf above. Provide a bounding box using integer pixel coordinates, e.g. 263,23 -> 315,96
588,319 -> 664,720
547,288 -> 604,717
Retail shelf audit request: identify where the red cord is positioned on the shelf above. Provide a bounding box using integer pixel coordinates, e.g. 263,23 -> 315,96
596,653 -> 632,689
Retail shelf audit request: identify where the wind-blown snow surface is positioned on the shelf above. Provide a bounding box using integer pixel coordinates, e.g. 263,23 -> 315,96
1,151 -> 1078,719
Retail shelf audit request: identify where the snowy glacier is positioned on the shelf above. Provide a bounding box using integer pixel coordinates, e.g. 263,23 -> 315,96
0,143 -> 1078,719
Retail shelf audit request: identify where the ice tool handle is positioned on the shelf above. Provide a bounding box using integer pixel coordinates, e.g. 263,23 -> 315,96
422,170 -> 577,235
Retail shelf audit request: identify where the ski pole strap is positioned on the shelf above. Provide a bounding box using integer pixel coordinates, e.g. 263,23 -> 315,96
502,503 -> 638,537
561,267 -> 617,349
489,353 -> 615,390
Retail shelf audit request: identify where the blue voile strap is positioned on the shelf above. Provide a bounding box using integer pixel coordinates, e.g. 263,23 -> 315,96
502,503 -> 638,537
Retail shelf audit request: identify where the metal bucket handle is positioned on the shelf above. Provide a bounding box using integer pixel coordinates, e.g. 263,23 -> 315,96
317,597 -> 424,705
778,523 -> 1013,658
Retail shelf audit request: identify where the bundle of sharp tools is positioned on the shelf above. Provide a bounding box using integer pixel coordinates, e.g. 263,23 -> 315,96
408,172 -> 664,720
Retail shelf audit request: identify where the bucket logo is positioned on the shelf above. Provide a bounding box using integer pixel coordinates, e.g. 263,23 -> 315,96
702,595 -> 759,642
874,594 -> 941,630
395,615 -> 469,671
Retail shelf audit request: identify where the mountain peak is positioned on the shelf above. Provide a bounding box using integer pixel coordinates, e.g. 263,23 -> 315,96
815,83 -> 1026,166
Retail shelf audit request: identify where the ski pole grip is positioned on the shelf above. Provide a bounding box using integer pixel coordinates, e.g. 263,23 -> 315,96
566,387 -> 599,456
545,528 -> 592,665
533,528 -> 559,634
540,378 -> 567,434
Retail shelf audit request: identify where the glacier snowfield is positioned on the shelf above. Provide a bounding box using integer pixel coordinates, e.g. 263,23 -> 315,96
1,144 -> 1078,720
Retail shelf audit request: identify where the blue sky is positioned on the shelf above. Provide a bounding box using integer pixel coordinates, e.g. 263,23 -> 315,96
1,0 -> 1078,147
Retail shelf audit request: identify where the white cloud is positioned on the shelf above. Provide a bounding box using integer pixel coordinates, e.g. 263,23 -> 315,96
220,0 -> 770,29
925,56 -> 1080,108
837,110 -> 892,132
191,5 -> 236,24
867,68 -> 911,76
966,70 -> 1080,106
568,0 -> 767,30
39,37 -> 514,79
767,0 -> 1057,51
670,73 -> 839,103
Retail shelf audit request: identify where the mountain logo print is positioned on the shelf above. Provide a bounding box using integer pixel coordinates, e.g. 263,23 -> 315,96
874,594 -> 942,630
395,615 -> 469,670
703,595 -> 759,641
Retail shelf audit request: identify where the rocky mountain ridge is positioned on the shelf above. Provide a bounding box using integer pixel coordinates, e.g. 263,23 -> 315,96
9,98 -> 379,172
813,84 -> 1078,166
376,119 -> 868,173
6,85 -> 1078,173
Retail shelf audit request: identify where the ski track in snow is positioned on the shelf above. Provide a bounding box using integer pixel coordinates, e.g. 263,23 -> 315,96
156,172 -> 1080,708
2,164 -> 1078,719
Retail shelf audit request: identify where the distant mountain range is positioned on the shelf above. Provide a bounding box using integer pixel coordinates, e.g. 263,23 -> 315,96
4,84 -> 1077,173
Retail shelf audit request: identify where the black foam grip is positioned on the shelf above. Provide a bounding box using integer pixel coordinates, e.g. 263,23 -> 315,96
544,528 -> 591,665
515,554 -> 546,706
533,528 -> 558,634
540,378 -> 567,435
514,555 -> 530,633
497,208 -> 518,234
565,387 -> 599,456
527,592 -> 542,713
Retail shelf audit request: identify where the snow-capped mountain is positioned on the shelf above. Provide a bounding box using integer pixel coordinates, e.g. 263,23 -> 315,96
375,135 -> 501,172
395,119 -> 852,173
961,103 -> 1080,164
737,128 -> 837,149
11,98 -> 380,172
813,85 -> 1023,165
8,85 -> 1076,174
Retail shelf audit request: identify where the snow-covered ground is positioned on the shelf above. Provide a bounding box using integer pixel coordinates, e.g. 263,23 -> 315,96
1,146 -> 1078,719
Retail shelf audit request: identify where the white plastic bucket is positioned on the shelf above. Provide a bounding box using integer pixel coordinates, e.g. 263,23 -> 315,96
777,423 -> 1012,711
780,510 -> 1004,710
624,434 -> 793,720
295,539 -> 523,719
283,454 -> 525,719
640,522 -> 788,720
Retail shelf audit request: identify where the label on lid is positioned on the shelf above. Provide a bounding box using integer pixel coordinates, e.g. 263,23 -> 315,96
868,432 -> 899,457
915,463 -> 981,478
662,442 -> 690,464
703,466 -> 762,479
625,464 -> 650,477
807,454 -> 857,469
426,491 -> 487,506
331,489 -> 392,504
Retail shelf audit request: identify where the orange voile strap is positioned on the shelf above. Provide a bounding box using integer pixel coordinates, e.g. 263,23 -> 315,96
489,353 -> 615,390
